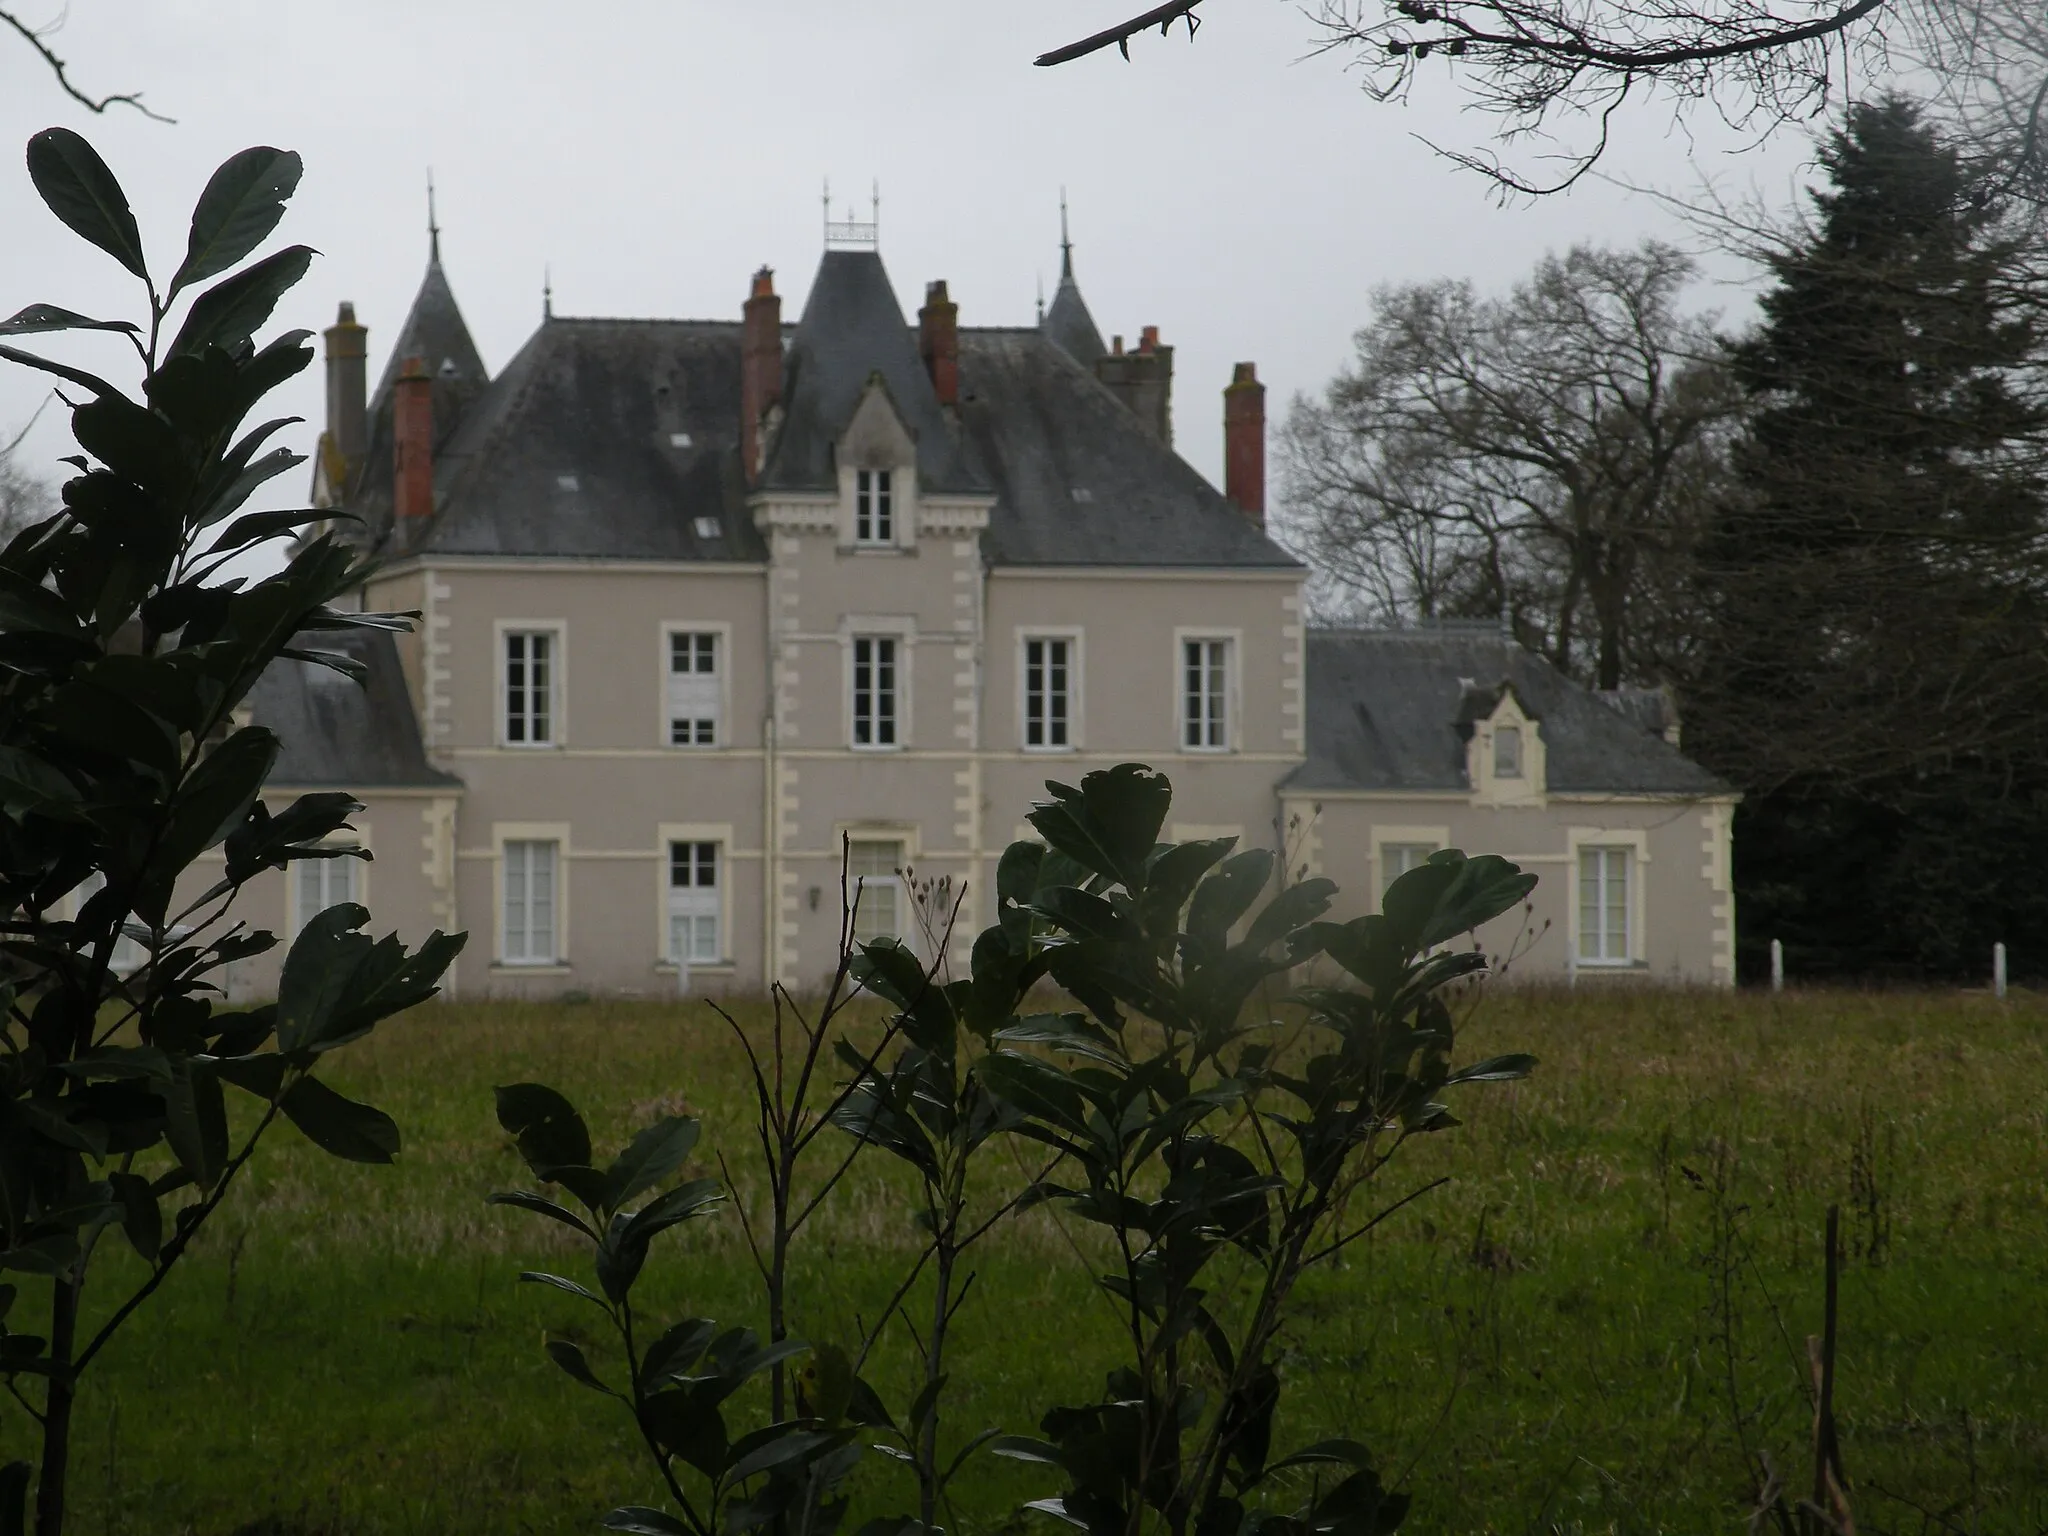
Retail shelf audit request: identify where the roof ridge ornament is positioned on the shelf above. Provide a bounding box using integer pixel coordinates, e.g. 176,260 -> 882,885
427,169 -> 441,264
823,177 -> 880,250
1060,188 -> 1074,281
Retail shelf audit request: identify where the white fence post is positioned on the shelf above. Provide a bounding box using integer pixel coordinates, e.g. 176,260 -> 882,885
1993,942 -> 2007,1000
1770,939 -> 1784,994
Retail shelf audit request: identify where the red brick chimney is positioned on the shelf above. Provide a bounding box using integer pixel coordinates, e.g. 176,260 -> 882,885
919,280 -> 959,407
1224,362 -> 1265,527
323,301 -> 368,491
394,355 -> 434,523
741,267 -> 782,483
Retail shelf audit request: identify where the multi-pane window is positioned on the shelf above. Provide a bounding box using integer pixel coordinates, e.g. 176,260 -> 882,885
503,839 -> 559,965
847,839 -> 905,946
1380,843 -> 1439,904
667,841 -> 721,964
855,468 -> 894,544
1024,637 -> 1072,749
1578,846 -> 1632,964
1493,724 -> 1523,778
668,631 -> 721,746
1181,638 -> 1230,750
295,850 -> 360,932
504,630 -> 555,746
851,636 -> 898,747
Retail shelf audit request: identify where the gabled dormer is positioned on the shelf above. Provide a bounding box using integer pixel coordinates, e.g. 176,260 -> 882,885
1459,679 -> 1546,807
838,372 -> 918,550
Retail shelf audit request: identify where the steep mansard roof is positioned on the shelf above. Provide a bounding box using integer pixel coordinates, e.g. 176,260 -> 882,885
759,249 -> 986,496
1291,628 -> 1730,797
248,629 -> 459,789
347,248 -> 1295,570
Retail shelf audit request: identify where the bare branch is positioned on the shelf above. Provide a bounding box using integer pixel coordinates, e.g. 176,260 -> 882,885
0,7 -> 173,122
1036,0 -> 1203,66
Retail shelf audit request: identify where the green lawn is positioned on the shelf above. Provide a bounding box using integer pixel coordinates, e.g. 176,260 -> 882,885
45,988 -> 2048,1536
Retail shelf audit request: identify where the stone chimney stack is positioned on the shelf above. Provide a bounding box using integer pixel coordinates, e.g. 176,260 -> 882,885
919,280 -> 960,408
394,355 -> 435,523
741,267 -> 782,483
1223,362 -> 1265,527
1094,323 -> 1174,444
324,301 -> 368,491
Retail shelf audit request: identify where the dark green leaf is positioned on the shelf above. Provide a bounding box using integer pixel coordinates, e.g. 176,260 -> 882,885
516,1271 -> 607,1308
1444,1053 -> 1538,1085
108,1171 -> 161,1261
0,304 -> 139,337
601,1114 -> 700,1210
487,1191 -> 597,1241
162,1057 -> 228,1189
494,1083 -> 593,1180
545,1336 -> 615,1395
172,147 -> 303,296
26,129 -> 147,279
168,246 -> 314,358
278,1075 -> 399,1163
603,1508 -> 691,1536
640,1318 -> 720,1384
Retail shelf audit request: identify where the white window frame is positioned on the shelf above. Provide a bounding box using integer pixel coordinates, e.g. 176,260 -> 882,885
1569,828 -> 1649,968
846,624 -> 912,750
291,842 -> 365,935
1374,827 -> 1449,910
854,467 -> 895,545
1175,629 -> 1239,754
1493,723 -> 1523,779
497,621 -> 565,748
496,823 -> 570,968
657,822 -> 734,970
842,832 -> 912,950
660,622 -> 729,749
667,839 -> 724,965
1019,628 -> 1082,752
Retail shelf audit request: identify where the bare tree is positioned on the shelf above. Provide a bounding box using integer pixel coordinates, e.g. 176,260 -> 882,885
1282,241 -> 1740,689
0,413 -> 55,543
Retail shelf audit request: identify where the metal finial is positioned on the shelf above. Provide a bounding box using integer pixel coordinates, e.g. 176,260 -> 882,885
822,178 -> 831,244
1036,272 -> 1045,324
428,171 -> 440,263
543,265 -> 553,320
871,179 -> 881,241
1059,189 -> 1073,281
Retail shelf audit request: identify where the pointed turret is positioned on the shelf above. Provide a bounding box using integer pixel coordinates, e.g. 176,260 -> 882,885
372,206 -> 489,446
1040,199 -> 1107,367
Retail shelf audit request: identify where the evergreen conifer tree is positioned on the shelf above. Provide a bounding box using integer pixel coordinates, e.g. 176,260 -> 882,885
1687,94 -> 2048,979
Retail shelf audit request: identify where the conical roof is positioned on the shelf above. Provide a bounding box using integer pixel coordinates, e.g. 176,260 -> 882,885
758,247 -> 985,494
1041,239 -> 1106,367
372,237 -> 489,445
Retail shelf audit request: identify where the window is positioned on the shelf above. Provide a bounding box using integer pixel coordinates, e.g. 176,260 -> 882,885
1380,843 -> 1439,904
503,839 -> 559,964
855,468 -> 894,544
504,630 -> 556,746
1578,846 -> 1632,964
847,839 -> 905,946
294,850 -> 359,932
1494,725 -> 1523,778
1024,636 -> 1072,749
667,841 -> 721,964
1182,638 -> 1230,750
851,636 -> 898,747
668,631 -> 721,746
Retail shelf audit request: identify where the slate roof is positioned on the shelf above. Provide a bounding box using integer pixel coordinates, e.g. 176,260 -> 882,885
340,245 -> 1296,571
1291,627 -> 1730,797
247,629 -> 459,789
760,249 -> 986,496
1041,244 -> 1107,367
959,330 -> 1298,568
382,317 -> 766,562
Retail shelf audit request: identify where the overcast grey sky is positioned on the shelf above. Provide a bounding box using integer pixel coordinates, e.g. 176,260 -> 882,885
1,1 -> 1827,501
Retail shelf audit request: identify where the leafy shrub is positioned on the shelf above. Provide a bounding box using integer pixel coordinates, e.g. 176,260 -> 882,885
0,131 -> 461,1534
495,764 -> 1535,1536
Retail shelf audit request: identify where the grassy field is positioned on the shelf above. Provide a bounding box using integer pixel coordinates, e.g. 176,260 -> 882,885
40,986 -> 2048,1536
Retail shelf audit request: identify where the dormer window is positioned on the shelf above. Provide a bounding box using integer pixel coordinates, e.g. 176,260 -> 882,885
1494,725 -> 1523,778
856,468 -> 894,544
